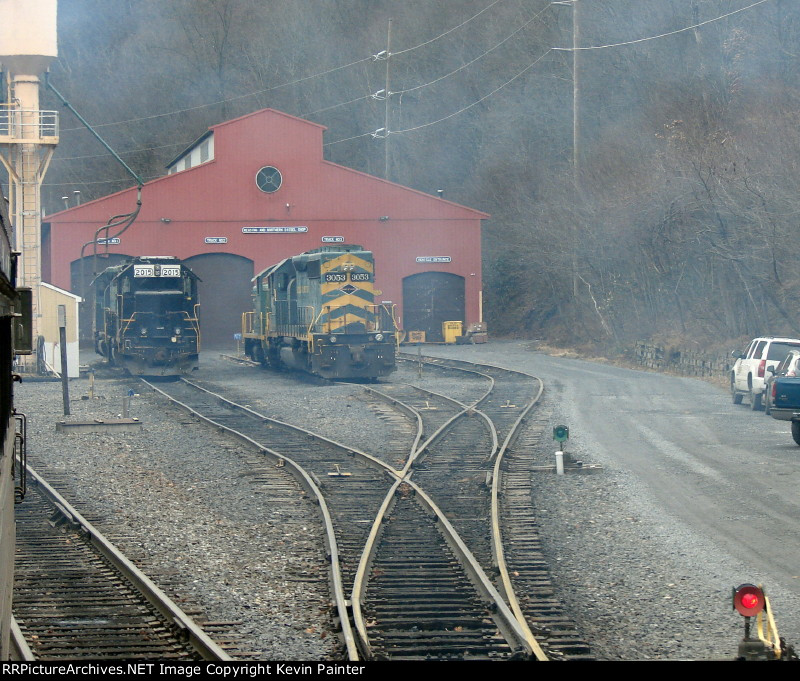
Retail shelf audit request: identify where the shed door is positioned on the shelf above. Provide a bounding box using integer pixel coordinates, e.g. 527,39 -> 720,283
402,272 -> 465,342
183,253 -> 254,350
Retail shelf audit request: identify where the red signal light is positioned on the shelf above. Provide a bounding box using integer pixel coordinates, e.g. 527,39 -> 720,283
741,593 -> 759,609
733,584 -> 765,617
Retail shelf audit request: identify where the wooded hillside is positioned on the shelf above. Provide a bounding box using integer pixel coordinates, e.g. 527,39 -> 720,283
16,0 -> 800,352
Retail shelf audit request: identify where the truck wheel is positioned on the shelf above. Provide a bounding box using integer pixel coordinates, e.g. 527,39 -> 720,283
750,388 -> 762,411
792,421 -> 800,446
731,377 -> 743,404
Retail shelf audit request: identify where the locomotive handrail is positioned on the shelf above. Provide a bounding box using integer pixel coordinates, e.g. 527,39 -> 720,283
191,304 -> 201,351
12,412 -> 26,503
242,311 -> 268,337
272,304 -> 315,339
306,307 -> 319,351
241,311 -> 257,336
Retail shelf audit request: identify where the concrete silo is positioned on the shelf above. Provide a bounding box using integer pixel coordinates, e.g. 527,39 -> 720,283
0,0 -> 58,369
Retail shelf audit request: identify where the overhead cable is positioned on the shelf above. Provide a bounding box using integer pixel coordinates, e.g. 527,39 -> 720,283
553,0 -> 771,52
60,1 -> 510,134
393,1 -> 556,95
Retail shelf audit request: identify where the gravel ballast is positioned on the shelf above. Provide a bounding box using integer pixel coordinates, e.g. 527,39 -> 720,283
15,345 -> 797,661
17,362 -> 343,660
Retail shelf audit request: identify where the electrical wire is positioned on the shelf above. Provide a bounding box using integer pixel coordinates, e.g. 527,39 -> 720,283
51,140 -> 191,162
393,1 -> 557,95
553,0 -> 771,52
43,175 -> 161,186
303,94 -> 373,118
391,0 -> 505,56
56,1 -> 774,163
388,0 -> 774,136
392,49 -> 555,135
59,0 -> 512,134
59,55 -> 373,133
323,131 -> 376,148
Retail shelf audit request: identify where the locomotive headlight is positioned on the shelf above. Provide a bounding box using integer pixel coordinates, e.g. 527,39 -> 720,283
329,335 -> 337,343
140,327 -> 148,336
174,327 -> 182,335
374,333 -> 384,342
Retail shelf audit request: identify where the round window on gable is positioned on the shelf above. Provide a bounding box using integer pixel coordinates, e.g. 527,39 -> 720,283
256,166 -> 282,193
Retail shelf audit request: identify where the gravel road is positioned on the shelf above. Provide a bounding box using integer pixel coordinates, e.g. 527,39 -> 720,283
414,341 -> 800,661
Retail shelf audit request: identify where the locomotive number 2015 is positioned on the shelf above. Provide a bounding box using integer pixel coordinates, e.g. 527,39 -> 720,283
134,265 -> 181,277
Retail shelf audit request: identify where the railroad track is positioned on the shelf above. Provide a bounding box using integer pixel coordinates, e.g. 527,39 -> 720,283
13,466 -> 231,661
137,353 -> 593,660
395,353 -> 593,660
144,375 -> 536,660
354,491 -> 522,660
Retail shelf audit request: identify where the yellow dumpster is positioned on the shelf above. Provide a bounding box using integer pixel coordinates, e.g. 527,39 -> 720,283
442,321 -> 463,344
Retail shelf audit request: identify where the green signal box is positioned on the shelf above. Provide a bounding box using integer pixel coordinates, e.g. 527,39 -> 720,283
553,425 -> 569,443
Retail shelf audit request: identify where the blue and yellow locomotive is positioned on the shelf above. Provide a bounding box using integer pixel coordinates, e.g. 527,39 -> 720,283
242,246 -> 397,379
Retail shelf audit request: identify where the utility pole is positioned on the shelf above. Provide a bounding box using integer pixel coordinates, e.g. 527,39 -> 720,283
384,18 -> 393,182
572,0 -> 580,189
555,0 -> 580,298
571,0 -> 581,298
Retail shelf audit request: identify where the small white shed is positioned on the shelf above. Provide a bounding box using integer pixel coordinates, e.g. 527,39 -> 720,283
39,282 -> 81,378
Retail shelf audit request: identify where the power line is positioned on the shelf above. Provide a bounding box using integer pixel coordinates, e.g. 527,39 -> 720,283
553,0 -> 771,52
59,56 -> 373,133
43,175 -> 161,186
59,0 -> 511,135
387,0 -> 774,137
392,49 -> 555,135
392,0 -> 505,56
323,131 -> 376,148
393,1 -> 557,96
50,140 -> 191,162
303,94 -> 373,118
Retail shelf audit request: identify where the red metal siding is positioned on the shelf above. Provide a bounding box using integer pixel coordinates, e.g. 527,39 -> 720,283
45,109 -> 487,332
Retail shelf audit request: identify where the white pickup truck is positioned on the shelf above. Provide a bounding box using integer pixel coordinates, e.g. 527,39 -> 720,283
731,336 -> 800,410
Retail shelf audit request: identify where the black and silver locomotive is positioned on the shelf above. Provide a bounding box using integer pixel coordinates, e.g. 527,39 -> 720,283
242,245 -> 397,380
93,256 -> 200,376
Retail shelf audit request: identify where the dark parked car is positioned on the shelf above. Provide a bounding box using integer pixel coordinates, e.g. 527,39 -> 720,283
764,349 -> 800,415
